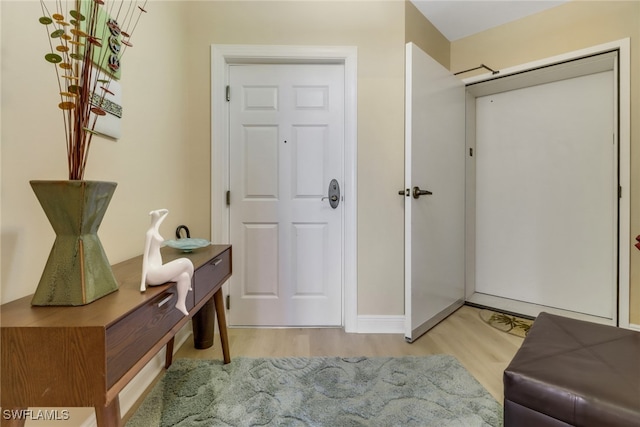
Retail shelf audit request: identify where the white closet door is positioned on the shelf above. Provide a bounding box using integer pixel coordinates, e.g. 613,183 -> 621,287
475,71 -> 616,319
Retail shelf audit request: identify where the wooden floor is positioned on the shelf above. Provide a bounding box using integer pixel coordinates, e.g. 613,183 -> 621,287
24,305 -> 523,426
123,305 -> 523,422
172,305 -> 523,402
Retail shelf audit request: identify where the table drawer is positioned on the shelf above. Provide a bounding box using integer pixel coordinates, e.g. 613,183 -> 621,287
105,286 -> 193,388
194,248 -> 231,302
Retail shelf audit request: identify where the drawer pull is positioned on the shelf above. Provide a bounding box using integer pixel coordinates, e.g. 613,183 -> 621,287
210,258 -> 222,267
157,294 -> 173,308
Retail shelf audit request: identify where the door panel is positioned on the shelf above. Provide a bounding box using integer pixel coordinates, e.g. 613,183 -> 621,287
404,43 -> 466,342
244,126 -> 279,198
293,223 -> 328,295
293,125 -> 327,196
244,224 -> 278,296
229,64 -> 344,326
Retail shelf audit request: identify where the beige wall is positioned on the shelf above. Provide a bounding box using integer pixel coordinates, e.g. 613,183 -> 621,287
451,0 -> 640,323
1,1 -> 411,316
404,0 -> 450,68
0,1 -> 207,303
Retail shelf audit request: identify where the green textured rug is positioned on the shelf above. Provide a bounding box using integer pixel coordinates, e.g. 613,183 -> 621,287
126,355 -> 502,427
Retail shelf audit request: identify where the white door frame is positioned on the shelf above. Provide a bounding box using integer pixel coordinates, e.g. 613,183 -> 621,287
211,45 -> 358,332
463,38 -> 631,328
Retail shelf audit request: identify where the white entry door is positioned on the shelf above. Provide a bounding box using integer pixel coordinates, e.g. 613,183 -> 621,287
404,43 -> 466,342
228,64 -> 344,327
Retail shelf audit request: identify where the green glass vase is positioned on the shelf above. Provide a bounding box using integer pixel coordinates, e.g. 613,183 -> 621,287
30,180 -> 119,306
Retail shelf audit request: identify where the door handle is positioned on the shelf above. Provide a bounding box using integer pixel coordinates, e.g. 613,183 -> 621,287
322,179 -> 340,209
412,186 -> 433,199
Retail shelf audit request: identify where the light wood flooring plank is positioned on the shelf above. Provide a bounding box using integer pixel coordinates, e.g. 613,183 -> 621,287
173,305 -> 523,402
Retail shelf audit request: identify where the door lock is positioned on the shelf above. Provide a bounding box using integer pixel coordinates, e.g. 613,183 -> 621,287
412,186 -> 433,199
322,179 -> 340,209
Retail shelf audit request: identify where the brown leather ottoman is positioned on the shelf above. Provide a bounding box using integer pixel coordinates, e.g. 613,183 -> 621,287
503,312 -> 640,426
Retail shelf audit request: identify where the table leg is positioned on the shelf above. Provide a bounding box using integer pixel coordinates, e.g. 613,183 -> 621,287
95,398 -> 121,427
0,408 -> 26,427
165,337 -> 175,368
213,289 -> 231,364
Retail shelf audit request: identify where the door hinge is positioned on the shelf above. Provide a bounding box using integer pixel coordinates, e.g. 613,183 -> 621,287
469,147 -> 474,157
619,185 -> 622,199
226,294 -> 230,310
226,190 -> 231,206
226,85 -> 230,102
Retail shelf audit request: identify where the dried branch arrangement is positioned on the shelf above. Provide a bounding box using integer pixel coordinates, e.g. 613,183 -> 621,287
39,0 -> 148,179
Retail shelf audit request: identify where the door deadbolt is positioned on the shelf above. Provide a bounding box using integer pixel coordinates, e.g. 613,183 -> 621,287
322,179 -> 340,209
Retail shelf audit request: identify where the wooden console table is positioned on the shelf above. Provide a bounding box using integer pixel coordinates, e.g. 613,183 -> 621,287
1,244 -> 232,427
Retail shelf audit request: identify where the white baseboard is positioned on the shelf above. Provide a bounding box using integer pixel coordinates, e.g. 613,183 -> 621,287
356,315 -> 405,334
77,409 -> 96,427
629,323 -> 640,332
